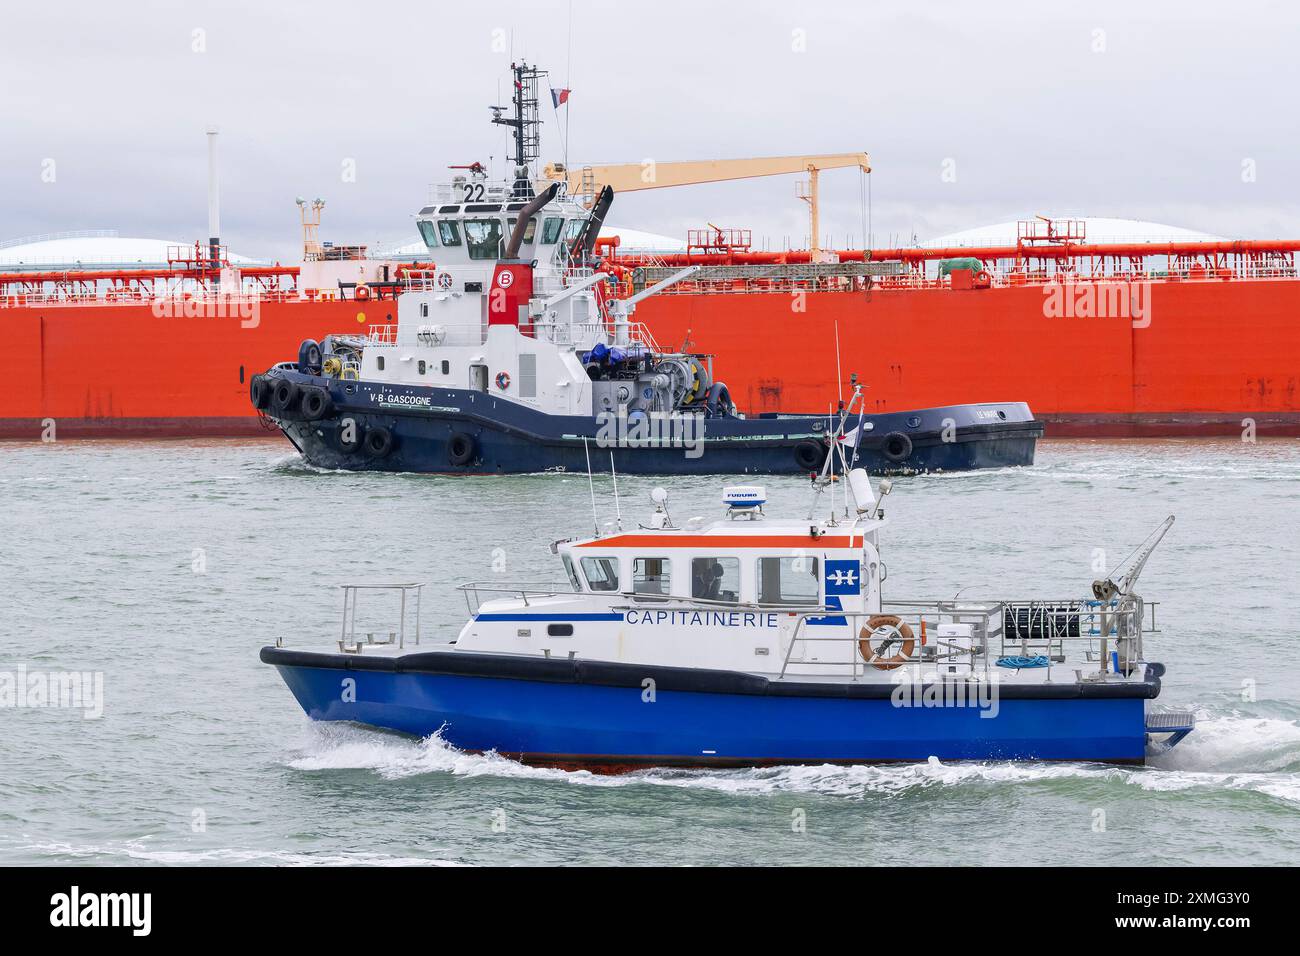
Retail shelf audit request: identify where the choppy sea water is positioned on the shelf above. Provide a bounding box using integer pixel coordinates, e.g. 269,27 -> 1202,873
1,437 -> 1298,866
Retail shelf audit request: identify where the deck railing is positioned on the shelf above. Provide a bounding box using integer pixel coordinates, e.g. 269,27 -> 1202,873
337,583 -> 425,653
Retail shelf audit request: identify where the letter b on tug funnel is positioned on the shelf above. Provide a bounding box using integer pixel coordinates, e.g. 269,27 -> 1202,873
489,263 -> 534,334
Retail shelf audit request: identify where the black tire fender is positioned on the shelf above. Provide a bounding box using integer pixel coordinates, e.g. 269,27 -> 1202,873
882,431 -> 913,462
793,440 -> 825,471
363,426 -> 395,458
448,431 -> 476,467
298,385 -> 333,421
270,379 -> 301,417
249,375 -> 272,411
336,417 -> 362,453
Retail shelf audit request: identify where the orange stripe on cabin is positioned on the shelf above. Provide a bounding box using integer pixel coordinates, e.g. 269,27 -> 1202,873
575,535 -> 862,549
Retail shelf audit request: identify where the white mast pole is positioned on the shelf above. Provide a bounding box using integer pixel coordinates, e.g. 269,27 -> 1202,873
610,451 -> 623,531
583,437 -> 599,536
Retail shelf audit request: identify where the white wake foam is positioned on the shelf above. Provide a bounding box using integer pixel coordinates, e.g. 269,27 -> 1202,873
284,713 -> 1300,805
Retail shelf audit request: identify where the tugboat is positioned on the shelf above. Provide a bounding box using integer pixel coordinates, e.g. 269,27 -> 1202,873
249,64 -> 1042,475
260,389 -> 1192,768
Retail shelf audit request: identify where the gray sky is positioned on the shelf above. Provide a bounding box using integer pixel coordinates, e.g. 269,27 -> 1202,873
3,0 -> 1298,261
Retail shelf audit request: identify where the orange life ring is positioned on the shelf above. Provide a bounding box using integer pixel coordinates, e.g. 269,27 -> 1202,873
355,284 -> 371,301
858,614 -> 916,670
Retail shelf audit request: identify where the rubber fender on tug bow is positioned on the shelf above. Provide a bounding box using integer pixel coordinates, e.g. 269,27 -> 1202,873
249,375 -> 272,411
271,379 -> 301,417
881,431 -> 914,462
363,426 -> 395,458
298,385 -> 333,422
793,440 -> 826,471
336,418 -> 363,454
448,432 -> 477,466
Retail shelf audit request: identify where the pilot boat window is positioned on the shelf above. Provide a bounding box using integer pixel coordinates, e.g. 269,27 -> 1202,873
561,556 -> 582,592
416,220 -> 439,247
464,218 -> 504,260
692,558 -> 740,604
437,220 -> 462,246
508,217 -> 538,244
541,217 -> 564,244
757,556 -> 820,606
632,557 -> 671,597
580,556 -> 619,592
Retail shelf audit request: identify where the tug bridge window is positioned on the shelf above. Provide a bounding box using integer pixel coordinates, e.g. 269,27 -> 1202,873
580,556 -> 620,592
633,557 -> 671,597
757,556 -> 820,606
464,218 -> 504,260
541,217 -> 565,245
416,220 -> 439,248
507,217 -> 538,245
437,220 -> 462,246
692,558 -> 740,604
564,219 -> 586,243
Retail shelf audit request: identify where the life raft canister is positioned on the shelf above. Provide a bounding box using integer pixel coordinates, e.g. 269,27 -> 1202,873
495,371 -> 511,390
858,614 -> 916,670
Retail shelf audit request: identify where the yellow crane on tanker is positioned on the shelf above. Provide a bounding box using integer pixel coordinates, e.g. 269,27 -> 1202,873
541,153 -> 871,260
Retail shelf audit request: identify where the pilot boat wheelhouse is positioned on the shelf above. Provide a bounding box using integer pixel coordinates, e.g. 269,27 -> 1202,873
261,434 -> 1192,768
249,69 -> 1041,475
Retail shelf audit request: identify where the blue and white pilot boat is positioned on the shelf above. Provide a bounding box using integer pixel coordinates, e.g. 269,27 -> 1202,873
261,406 -> 1192,768
250,70 -> 1041,476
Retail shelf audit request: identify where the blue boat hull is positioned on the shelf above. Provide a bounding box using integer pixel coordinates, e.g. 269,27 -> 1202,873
257,371 -> 1043,475
262,648 -> 1155,767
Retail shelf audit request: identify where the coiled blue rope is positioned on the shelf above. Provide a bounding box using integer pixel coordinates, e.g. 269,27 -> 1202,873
996,655 -> 1050,669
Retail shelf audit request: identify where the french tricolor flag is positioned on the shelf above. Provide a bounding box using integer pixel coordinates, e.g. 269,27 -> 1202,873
551,87 -> 571,108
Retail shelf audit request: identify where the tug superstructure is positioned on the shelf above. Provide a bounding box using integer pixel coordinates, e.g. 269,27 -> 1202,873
248,62 -> 1040,474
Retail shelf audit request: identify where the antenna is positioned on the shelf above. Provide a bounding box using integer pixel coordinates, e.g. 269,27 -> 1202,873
583,437 -> 599,536
609,451 -> 623,531
834,319 -> 843,408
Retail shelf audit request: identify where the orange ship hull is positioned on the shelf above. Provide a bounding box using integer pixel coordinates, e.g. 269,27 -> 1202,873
634,277 -> 1300,436
3,276 -> 1300,439
4,298 -> 385,438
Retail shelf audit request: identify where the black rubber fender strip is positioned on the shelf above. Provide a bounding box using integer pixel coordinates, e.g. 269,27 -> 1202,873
259,646 -> 1164,700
